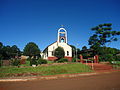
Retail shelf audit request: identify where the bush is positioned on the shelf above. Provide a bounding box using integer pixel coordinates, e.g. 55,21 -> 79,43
26,57 -> 31,61
0,60 -> 2,67
89,58 -> 94,61
99,54 -> 115,63
98,56 -> 103,62
72,58 -> 76,62
30,58 -> 38,66
11,59 -> 20,66
57,58 -> 68,63
116,56 -> 120,61
38,58 -> 47,65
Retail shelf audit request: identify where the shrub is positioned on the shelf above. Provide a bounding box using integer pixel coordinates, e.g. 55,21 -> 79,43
98,56 -> 103,62
57,58 -> 68,63
115,61 -> 120,65
38,58 -> 47,65
116,56 -> 120,61
99,54 -> 115,63
72,58 -> 76,62
11,59 -> 20,66
88,58 -> 94,61
0,60 -> 2,67
30,58 -> 38,66
27,57 -> 31,61
54,47 -> 65,59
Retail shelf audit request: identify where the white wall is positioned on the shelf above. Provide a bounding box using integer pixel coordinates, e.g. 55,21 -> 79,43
58,43 -> 72,57
47,42 -> 72,57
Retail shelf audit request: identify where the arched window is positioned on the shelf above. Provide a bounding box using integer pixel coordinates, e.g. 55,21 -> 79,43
52,51 -> 54,56
61,38 -> 65,43
67,51 -> 69,56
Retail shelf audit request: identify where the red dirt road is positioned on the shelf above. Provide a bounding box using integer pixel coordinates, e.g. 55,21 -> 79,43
0,72 -> 120,90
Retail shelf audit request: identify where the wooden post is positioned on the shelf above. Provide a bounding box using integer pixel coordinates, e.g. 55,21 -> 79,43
94,55 -> 99,63
92,61 -> 94,70
80,54 -> 83,63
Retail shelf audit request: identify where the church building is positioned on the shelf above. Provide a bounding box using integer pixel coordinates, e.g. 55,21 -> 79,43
42,26 -> 72,61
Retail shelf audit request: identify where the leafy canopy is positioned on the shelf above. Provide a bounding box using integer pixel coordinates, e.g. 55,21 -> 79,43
54,47 -> 65,59
0,42 -> 21,60
88,23 -> 120,47
82,46 -> 87,51
23,42 -> 40,57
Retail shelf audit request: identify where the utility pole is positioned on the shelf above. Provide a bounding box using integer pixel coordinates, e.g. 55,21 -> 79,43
76,48 -> 77,62
76,44 -> 79,62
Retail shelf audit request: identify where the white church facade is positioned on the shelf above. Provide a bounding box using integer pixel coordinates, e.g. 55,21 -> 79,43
42,27 -> 72,61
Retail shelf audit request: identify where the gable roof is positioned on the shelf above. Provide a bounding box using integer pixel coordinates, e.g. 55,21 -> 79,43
43,41 -> 57,53
43,41 -> 72,53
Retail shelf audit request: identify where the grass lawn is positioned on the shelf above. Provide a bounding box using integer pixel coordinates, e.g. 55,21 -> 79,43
0,63 -> 93,78
112,61 -> 120,69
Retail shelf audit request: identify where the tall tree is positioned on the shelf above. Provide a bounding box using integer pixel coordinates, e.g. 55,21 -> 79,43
88,23 -> 120,62
23,42 -> 40,57
0,42 -> 3,49
77,48 -> 81,58
11,45 -> 21,58
0,42 -> 3,60
88,23 -> 120,55
89,23 -> 120,47
2,45 -> 12,59
54,47 -> 65,59
0,43 -> 21,60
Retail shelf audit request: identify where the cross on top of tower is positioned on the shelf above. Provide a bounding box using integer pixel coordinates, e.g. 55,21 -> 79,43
61,25 -> 64,28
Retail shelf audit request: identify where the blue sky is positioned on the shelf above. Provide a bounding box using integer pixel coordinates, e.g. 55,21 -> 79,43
0,0 -> 120,51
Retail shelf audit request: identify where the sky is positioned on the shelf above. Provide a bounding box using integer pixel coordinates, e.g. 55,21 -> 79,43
0,0 -> 120,51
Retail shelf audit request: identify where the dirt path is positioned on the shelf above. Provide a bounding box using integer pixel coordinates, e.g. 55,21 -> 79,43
0,71 -> 120,90
86,63 -> 113,72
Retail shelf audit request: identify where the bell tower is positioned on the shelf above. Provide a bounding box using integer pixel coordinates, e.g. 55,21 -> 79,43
57,25 -> 67,44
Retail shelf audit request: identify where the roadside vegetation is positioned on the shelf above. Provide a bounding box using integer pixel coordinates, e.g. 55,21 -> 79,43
112,61 -> 120,69
0,63 -> 92,78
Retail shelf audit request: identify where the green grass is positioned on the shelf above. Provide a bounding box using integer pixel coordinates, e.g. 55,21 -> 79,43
115,61 -> 120,65
20,60 -> 54,66
0,63 -> 93,78
47,60 -> 54,64
112,61 -> 120,69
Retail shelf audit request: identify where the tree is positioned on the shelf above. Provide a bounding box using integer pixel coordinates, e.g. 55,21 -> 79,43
0,42 -> 3,49
81,46 -> 87,58
54,47 -> 65,60
2,45 -> 12,59
0,42 -> 3,60
23,42 -> 40,57
77,48 -> 81,59
0,42 -> 21,60
82,46 -> 87,51
11,45 -> 21,58
89,23 -> 120,47
70,45 -> 76,57
70,45 -> 81,59
88,23 -> 120,56
98,47 -> 118,62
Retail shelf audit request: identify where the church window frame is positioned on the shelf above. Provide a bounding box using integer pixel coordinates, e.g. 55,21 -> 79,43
61,38 -> 65,43
67,51 -> 69,56
52,51 -> 54,56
